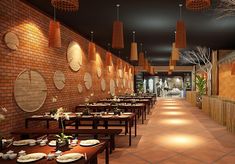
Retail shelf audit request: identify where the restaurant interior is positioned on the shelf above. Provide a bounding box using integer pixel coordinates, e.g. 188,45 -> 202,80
1,0 -> 235,163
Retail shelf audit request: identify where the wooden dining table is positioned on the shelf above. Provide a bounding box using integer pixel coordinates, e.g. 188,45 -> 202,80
25,113 -> 137,146
76,103 -> 146,124
0,140 -> 109,164
98,99 -> 151,114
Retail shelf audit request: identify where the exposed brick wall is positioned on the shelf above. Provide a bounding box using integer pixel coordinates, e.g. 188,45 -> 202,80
0,0 -> 133,137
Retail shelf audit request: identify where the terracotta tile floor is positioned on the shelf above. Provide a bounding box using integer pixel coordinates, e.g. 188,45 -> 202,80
98,98 -> 235,164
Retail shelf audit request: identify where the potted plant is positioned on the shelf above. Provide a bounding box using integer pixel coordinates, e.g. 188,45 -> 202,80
53,107 -> 73,150
195,74 -> 206,109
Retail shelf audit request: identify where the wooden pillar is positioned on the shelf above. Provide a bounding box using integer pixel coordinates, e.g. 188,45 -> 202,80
211,50 -> 218,95
192,66 -> 196,91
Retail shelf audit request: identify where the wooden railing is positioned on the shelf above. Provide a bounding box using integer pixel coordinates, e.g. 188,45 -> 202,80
202,96 -> 235,133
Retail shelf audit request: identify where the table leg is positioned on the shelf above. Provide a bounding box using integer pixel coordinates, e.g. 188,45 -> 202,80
25,120 -> 28,128
142,109 -> 144,124
135,115 -> 137,137
129,120 -> 132,146
105,142 -> 109,164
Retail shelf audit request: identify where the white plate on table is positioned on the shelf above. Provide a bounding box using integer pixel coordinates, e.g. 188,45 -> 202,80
17,153 -> 46,163
13,139 -> 36,146
31,115 -> 43,118
82,115 -> 93,118
48,140 -> 56,147
80,139 -> 100,147
101,115 -> 112,118
56,153 -> 84,163
123,112 -> 132,115
118,115 -> 129,118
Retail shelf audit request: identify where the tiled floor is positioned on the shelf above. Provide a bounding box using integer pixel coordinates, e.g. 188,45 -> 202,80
98,98 -> 235,164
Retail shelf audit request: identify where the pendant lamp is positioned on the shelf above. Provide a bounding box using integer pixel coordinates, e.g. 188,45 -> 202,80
130,31 -> 138,61
138,43 -> 145,66
149,66 -> 155,75
125,64 -> 129,73
231,62 -> 235,75
49,8 -> 61,48
172,42 -> 179,61
88,31 -> 96,61
51,0 -> 79,12
175,4 -> 186,48
186,0 -> 211,11
105,51 -> 112,66
105,43 -> 112,66
117,58 -> 123,70
112,4 -> 124,49
144,58 -> 149,72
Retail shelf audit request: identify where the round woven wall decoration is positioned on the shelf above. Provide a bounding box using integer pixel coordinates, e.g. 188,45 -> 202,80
77,83 -> 83,93
110,79 -> 116,96
101,78 -> 106,91
53,70 -> 65,90
14,69 -> 47,112
97,67 -> 102,78
67,41 -> 83,72
4,32 -> 19,50
84,72 -> 92,90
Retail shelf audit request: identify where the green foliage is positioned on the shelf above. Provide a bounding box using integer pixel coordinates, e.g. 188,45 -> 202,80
55,133 -> 73,142
137,82 -> 144,93
195,74 -> 206,96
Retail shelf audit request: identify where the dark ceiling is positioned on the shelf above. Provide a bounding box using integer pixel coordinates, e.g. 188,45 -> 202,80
24,0 -> 235,66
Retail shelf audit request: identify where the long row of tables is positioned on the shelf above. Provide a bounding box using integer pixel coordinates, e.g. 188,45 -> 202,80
4,94 -> 156,164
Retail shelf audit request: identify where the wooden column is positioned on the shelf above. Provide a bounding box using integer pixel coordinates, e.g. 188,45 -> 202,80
192,66 -> 196,91
212,50 -> 218,95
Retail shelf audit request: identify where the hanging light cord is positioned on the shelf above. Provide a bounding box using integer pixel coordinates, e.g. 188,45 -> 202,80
116,4 -> 120,21
179,4 -> 183,20
90,31 -> 94,42
54,7 -> 56,21
108,43 -> 111,51
132,31 -> 136,42
140,43 -> 143,52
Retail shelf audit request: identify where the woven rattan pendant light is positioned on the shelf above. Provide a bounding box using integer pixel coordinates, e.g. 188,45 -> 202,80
117,51 -> 123,70
125,63 -> 129,73
112,4 -> 124,49
130,31 -> 138,61
88,31 -> 96,61
144,58 -> 149,72
117,58 -> 123,70
51,0 -> 79,12
49,8 -> 61,48
175,4 -> 186,48
231,62 -> 235,75
186,0 -> 211,11
105,43 -> 112,66
138,43 -> 145,66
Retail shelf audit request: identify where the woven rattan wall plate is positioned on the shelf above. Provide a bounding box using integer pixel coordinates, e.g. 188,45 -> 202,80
84,72 -> 92,90
101,78 -> 106,92
4,31 -> 19,50
67,41 -> 83,72
14,69 -> 47,112
53,70 -> 65,90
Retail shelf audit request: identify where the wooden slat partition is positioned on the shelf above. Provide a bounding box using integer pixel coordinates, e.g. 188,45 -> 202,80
186,91 -> 198,106
202,96 -> 235,133
202,96 -> 210,115
225,100 -> 235,133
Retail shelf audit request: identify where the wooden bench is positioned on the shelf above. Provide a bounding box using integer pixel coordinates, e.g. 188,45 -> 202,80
11,128 -> 122,153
